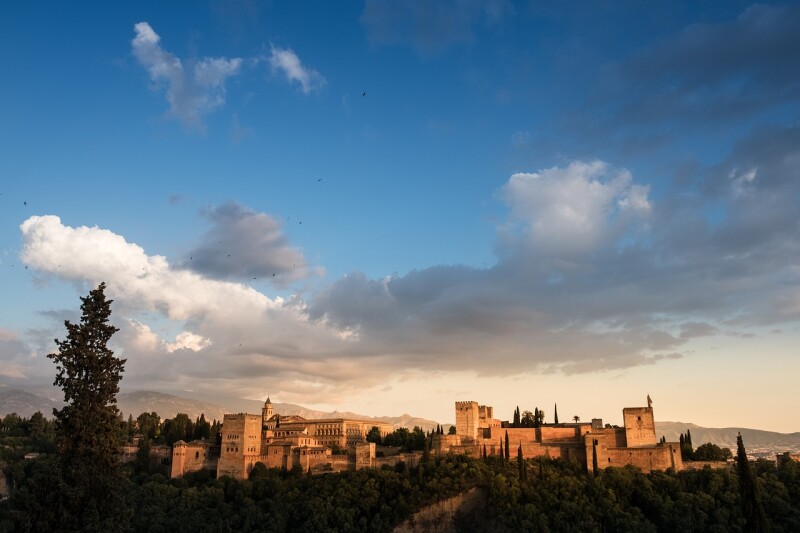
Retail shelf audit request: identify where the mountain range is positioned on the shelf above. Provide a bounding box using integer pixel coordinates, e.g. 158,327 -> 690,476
2,388 -> 798,454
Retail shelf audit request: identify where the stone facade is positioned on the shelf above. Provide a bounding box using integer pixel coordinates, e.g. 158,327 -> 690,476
171,397 -> 394,480
437,399 -> 683,474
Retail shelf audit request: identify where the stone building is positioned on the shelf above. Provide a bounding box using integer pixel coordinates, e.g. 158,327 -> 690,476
171,397 -> 394,479
436,399 -> 683,473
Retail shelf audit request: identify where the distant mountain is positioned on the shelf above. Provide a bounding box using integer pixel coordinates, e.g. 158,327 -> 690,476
0,389 -> 63,418
655,421 -> 800,452
0,388 -> 443,431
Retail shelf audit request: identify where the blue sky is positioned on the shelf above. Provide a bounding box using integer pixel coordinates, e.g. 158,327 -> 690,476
1,1 -> 799,432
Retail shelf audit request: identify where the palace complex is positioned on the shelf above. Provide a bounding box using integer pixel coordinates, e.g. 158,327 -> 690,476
434,398 -> 683,473
170,395 -> 682,479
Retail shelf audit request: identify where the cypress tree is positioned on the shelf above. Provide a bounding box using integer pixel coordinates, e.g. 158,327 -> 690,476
736,433 -> 768,533
517,443 -> 525,480
483,443 -> 487,460
534,407 -> 540,428
513,406 -> 521,428
499,439 -> 504,461
48,283 -> 130,531
554,403 -> 559,425
687,429 -> 693,448
504,431 -> 510,463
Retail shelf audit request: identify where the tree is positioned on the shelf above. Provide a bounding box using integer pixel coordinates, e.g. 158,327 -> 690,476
517,443 -> 526,481
193,413 -> 211,440
534,407 -> 540,428
48,282 -> 130,530
448,425 -> 456,435
520,410 -> 535,428
693,442 -> 733,462
366,426 -> 382,444
573,415 -> 580,423
513,406 -> 521,428
736,433 -> 768,533
504,431 -> 510,463
554,403 -> 559,425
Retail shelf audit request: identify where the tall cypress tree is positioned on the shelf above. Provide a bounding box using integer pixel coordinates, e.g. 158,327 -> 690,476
554,403 -> 559,425
517,443 -> 525,480
736,433 -> 768,533
504,431 -> 510,463
48,283 -> 130,531
513,406 -> 521,428
534,407 -> 540,428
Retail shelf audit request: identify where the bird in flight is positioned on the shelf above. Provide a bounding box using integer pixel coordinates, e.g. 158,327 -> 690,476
317,178 -> 323,182
23,201 -> 27,206
362,91 -> 367,97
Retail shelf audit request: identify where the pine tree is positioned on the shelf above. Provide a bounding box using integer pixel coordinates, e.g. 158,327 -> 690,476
554,403 -> 559,425
48,283 -> 130,531
736,433 -> 768,533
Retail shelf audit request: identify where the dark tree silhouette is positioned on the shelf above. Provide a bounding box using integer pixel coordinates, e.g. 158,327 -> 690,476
736,433 -> 768,533
48,282 -> 130,530
554,403 -> 559,425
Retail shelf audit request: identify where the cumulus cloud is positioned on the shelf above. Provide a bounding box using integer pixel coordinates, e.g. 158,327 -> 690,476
500,161 -> 650,256
184,202 -> 310,283
132,22 -> 242,128
17,215 -> 366,400
268,45 -> 325,94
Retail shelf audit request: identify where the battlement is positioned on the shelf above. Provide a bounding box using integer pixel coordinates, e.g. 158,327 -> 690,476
455,401 -> 477,410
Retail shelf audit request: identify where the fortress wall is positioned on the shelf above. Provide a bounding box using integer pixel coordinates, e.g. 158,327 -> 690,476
539,426 -> 584,441
170,442 -> 217,478
604,444 -> 679,472
623,407 -> 657,447
497,428 -> 539,445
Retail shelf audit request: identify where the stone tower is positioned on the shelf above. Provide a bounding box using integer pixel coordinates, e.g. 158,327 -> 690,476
455,401 -> 479,440
262,396 -> 274,428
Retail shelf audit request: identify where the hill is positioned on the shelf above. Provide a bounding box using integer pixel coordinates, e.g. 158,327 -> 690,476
655,421 -> 800,455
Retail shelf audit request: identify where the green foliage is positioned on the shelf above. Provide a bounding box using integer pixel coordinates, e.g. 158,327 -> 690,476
693,442 -> 733,462
381,426 -> 426,451
46,282 -> 131,531
366,425 -> 383,444
736,433 -> 769,532
448,425 -> 456,435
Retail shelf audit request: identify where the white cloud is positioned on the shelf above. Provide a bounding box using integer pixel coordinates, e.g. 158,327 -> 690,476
132,22 -> 242,128
501,161 -> 650,256
268,45 -> 325,94
165,331 -> 212,353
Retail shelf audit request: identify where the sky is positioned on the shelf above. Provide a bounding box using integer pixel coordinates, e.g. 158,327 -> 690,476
1,1 -> 799,433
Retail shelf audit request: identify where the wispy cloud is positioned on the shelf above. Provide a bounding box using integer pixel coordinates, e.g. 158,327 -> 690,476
268,45 -> 326,94
131,22 -> 242,129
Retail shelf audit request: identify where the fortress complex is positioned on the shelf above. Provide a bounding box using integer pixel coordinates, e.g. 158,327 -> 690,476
172,397 -> 394,479
435,398 -> 683,473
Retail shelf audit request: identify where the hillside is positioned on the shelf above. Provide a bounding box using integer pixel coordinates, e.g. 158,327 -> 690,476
655,421 -> 800,454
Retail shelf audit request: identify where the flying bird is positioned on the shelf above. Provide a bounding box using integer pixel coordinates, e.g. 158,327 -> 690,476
23,201 -> 27,206
362,91 -> 367,96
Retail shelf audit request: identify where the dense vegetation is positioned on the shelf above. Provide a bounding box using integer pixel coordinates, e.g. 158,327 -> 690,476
4,431 -> 800,532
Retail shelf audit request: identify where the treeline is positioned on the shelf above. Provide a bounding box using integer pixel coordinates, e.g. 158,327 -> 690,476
678,429 -> 734,461
123,412 -> 221,446
5,446 -> 800,532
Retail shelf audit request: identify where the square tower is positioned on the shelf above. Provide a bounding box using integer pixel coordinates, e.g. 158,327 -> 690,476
622,407 -> 657,447
455,401 -> 479,440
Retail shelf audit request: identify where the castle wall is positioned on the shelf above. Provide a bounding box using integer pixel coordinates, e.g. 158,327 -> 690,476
539,425 -> 588,441
171,440 -> 219,478
623,407 -> 657,447
602,443 -> 681,472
